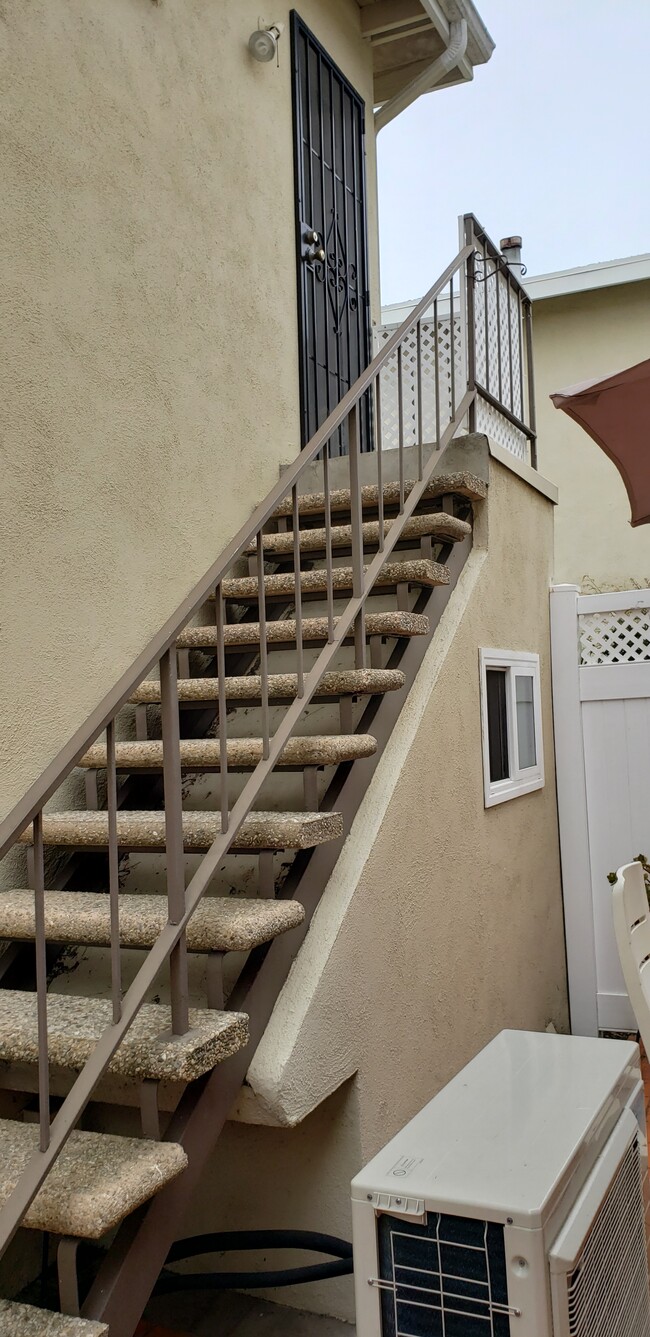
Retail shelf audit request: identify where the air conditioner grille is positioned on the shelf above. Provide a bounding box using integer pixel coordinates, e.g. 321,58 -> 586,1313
565,1136 -> 650,1337
377,1210 -> 511,1336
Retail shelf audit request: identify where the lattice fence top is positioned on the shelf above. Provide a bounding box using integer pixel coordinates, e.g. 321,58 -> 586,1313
376,298 -> 528,461
579,607 -> 650,665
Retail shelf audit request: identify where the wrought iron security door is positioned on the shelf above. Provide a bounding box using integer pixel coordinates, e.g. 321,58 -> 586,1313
291,11 -> 373,456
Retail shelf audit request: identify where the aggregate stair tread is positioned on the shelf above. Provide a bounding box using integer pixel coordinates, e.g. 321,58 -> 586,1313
177,610 -> 429,652
217,559 -> 449,604
273,471 -> 487,518
244,512 -> 471,556
0,1301 -> 108,1336
0,890 -> 305,952
0,992 -> 248,1082
130,668 -> 404,706
0,1120 -> 187,1239
79,733 -> 378,772
18,809 -> 342,852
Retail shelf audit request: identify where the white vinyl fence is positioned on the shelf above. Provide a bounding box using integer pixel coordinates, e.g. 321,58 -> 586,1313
551,585 -> 650,1036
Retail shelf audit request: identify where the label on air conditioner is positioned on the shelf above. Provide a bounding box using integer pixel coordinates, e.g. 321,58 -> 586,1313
388,1155 -> 424,1179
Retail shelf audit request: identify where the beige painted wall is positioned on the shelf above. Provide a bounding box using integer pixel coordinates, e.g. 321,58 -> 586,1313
0,0 -> 377,821
533,281 -> 650,591
179,452 -> 569,1321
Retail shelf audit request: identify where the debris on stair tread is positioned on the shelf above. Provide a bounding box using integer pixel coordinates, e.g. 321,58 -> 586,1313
130,668 -> 405,704
0,890 -> 305,952
18,809 -> 343,852
78,733 -> 378,771
272,470 -> 488,517
176,610 -> 429,649
244,511 -> 471,555
0,1120 -> 187,1238
0,993 -> 249,1082
0,1301 -> 108,1335
218,559 -> 449,602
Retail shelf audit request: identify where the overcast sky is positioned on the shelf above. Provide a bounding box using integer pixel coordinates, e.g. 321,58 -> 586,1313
377,0 -> 649,305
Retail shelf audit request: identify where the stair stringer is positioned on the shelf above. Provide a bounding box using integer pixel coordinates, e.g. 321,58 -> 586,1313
234,499 -> 489,1128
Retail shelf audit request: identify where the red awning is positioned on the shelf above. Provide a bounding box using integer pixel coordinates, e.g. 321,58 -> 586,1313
551,358 -> 650,526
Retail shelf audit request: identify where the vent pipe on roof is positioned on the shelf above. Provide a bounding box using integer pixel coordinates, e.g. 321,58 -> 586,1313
501,236 -> 523,269
374,17 -> 468,134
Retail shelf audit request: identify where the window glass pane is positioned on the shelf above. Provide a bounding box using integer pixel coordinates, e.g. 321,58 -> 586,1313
486,669 -> 509,782
516,674 -> 536,769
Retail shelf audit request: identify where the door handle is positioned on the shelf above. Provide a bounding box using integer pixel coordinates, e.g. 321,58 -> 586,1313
302,226 -> 325,264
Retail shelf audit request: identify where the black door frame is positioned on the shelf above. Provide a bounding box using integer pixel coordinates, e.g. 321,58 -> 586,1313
290,10 -> 373,455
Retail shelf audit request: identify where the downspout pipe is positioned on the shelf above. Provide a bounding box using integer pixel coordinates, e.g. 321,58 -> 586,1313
374,17 -> 468,133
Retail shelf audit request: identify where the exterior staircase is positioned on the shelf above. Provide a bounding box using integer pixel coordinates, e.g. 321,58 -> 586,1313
0,223 -> 535,1334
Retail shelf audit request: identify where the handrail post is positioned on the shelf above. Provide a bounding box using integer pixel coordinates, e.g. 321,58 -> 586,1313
215,583 -> 229,834
160,646 -> 189,1036
524,298 -> 537,467
464,220 -> 477,433
256,529 -> 270,758
106,719 -> 122,1024
348,402 -> 366,670
31,811 -> 50,1152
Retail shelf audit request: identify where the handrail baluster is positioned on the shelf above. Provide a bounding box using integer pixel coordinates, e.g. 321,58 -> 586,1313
215,583 -> 229,833
348,402 -> 365,670
32,811 -> 50,1153
106,719 -> 122,1024
160,646 -> 189,1036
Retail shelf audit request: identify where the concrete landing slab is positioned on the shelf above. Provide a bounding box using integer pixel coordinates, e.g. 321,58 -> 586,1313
142,1292 -> 355,1336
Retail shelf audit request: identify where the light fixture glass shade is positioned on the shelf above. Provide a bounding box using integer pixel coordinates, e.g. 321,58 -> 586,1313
249,28 -> 277,62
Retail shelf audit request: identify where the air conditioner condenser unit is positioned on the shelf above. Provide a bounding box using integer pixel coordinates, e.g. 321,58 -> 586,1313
351,1029 -> 650,1336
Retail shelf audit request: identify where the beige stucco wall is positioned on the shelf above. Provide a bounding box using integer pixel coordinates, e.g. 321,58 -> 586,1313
179,452 -> 568,1321
0,0 -> 377,821
533,281 -> 650,591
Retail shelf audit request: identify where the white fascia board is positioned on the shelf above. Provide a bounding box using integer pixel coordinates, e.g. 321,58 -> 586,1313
525,253 -> 650,302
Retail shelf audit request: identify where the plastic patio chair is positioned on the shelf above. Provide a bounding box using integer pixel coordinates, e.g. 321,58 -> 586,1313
612,861 -> 650,1056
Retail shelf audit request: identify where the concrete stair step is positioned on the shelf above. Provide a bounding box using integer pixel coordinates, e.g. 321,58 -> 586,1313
18,809 -> 342,853
272,470 -> 487,519
130,668 -> 404,706
0,891 -> 304,953
219,558 -> 449,604
0,1300 -> 108,1335
0,1119 -> 187,1239
177,609 -> 429,652
78,733 -> 378,772
0,992 -> 248,1083
245,512 -> 471,556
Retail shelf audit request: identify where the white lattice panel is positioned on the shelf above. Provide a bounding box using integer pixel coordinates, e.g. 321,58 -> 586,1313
579,608 -> 650,665
374,317 -> 463,451
474,260 -> 523,413
475,398 -> 528,460
377,277 -> 529,462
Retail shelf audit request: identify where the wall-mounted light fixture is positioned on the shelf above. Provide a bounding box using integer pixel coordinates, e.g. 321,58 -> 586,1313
248,21 -> 285,64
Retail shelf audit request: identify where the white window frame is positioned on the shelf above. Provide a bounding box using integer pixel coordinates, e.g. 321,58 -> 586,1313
479,649 -> 544,807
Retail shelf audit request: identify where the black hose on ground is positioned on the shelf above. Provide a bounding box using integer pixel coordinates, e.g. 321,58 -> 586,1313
153,1229 -> 354,1293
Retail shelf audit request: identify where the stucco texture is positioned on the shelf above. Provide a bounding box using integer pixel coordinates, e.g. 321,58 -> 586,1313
185,454 -> 569,1321
534,281 -> 650,591
0,0 -> 377,821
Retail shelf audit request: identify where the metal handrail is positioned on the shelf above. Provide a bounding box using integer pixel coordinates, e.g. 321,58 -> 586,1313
0,227 -> 533,1258
0,244 -> 473,863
